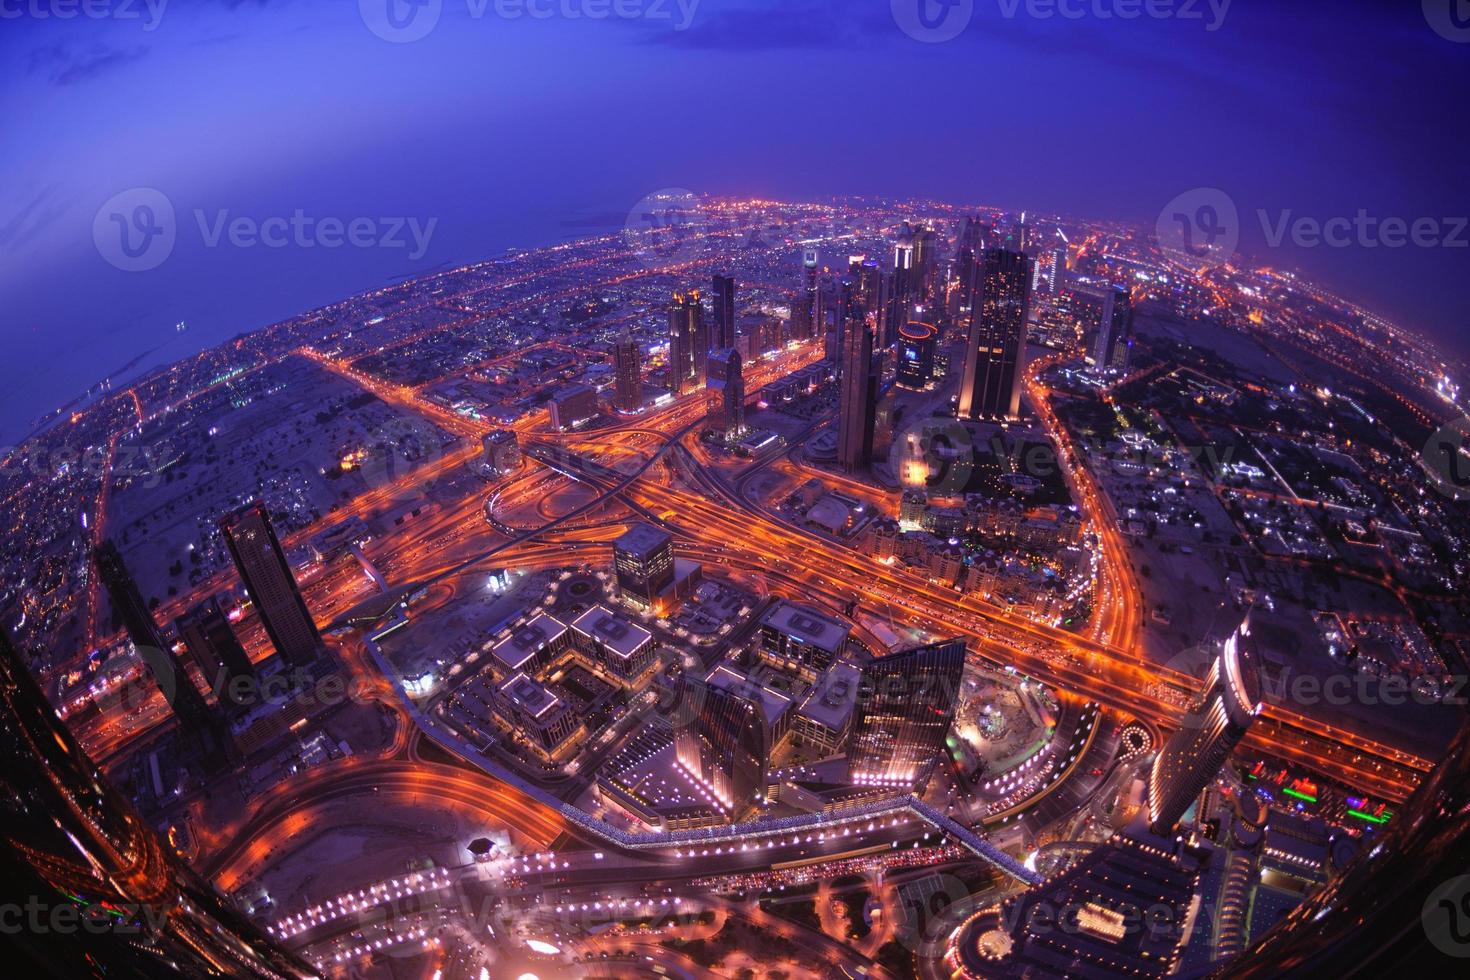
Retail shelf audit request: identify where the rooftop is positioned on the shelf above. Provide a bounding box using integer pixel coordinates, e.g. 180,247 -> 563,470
571,604 -> 653,660
760,601 -> 851,655
490,613 -> 568,673
614,522 -> 673,558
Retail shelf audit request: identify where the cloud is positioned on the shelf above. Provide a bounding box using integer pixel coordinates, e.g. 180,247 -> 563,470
26,42 -> 148,86
0,186 -> 69,250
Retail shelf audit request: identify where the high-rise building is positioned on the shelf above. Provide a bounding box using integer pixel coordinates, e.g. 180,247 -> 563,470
613,330 -> 643,413
613,522 -> 675,606
1050,241 -> 1068,295
548,383 -> 599,431
895,321 -> 939,390
667,290 -> 706,395
482,429 -> 521,476
836,282 -> 878,473
219,504 -> 321,669
93,542 -> 229,761
706,347 -> 745,438
675,675 -> 768,820
801,248 -> 822,342
1149,617 -> 1263,836
175,596 -> 256,711
849,639 -> 965,790
1091,284 -> 1134,373
957,248 -> 1031,421
0,628 -> 317,979
711,274 -> 737,350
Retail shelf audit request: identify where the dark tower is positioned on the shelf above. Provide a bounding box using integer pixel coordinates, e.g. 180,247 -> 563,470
957,247 -> 1031,420
219,504 -> 321,669
850,639 -> 965,791
712,274 -> 737,351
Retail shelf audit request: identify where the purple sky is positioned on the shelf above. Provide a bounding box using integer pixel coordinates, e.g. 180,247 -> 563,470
1,0 -> 1466,441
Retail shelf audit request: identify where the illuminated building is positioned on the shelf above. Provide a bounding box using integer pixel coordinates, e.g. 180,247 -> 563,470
0,628 -> 316,979
836,281 -> 878,473
548,383 -> 599,431
957,247 -> 1031,421
1149,616 -> 1263,836
849,639 -> 964,790
895,321 -> 938,390
667,290 -> 707,395
1091,284 -> 1134,373
219,504 -> 322,669
1051,241 -> 1068,294
711,273 -> 737,350
490,612 -> 571,677
482,428 -> 521,476
613,522 -> 675,606
706,346 -> 745,438
758,600 -> 852,682
174,596 -> 257,712
570,604 -> 655,682
612,329 -> 643,413
93,542 -> 231,764
675,673 -> 769,820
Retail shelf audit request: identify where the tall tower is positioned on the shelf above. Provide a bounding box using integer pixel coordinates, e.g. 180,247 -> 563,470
219,504 -> 321,669
613,329 -> 643,413
711,274 -> 737,351
850,639 -> 966,790
93,542 -> 229,762
706,347 -> 745,439
1091,285 -> 1134,373
675,676 -> 768,821
175,596 -> 257,711
957,247 -> 1031,421
0,628 -> 316,978
667,290 -> 705,396
836,282 -> 878,473
1149,617 -> 1263,836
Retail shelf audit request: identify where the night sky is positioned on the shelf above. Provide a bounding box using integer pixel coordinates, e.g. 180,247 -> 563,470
1,0 -> 1466,442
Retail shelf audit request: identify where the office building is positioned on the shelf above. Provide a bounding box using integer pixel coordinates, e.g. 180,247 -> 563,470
548,383 -> 599,431
94,542 -> 229,762
482,429 -> 521,476
836,281 -> 879,472
895,321 -> 939,390
667,290 -> 707,395
796,248 -> 822,342
613,522 -> 675,606
675,675 -> 768,820
612,330 -> 643,413
957,247 -> 1031,421
849,639 -> 965,789
711,274 -> 737,350
219,503 -> 322,669
0,628 -> 316,979
706,346 -> 745,438
175,596 -> 256,710
1149,616 -> 1264,836
1092,284 -> 1135,373
758,600 -> 852,681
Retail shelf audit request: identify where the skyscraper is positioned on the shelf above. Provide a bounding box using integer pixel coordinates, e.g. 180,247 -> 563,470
895,321 -> 939,390
1149,617 -> 1263,836
667,290 -> 706,396
957,247 -> 1031,421
675,675 -> 768,820
93,541 -> 229,761
711,274 -> 737,350
706,347 -> 745,438
801,248 -> 821,341
613,329 -> 643,413
175,596 -> 256,711
849,639 -> 965,790
612,522 -> 675,606
1050,241 -> 1068,295
0,628 -> 316,979
836,282 -> 878,473
219,504 -> 321,669
1091,284 -> 1134,373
